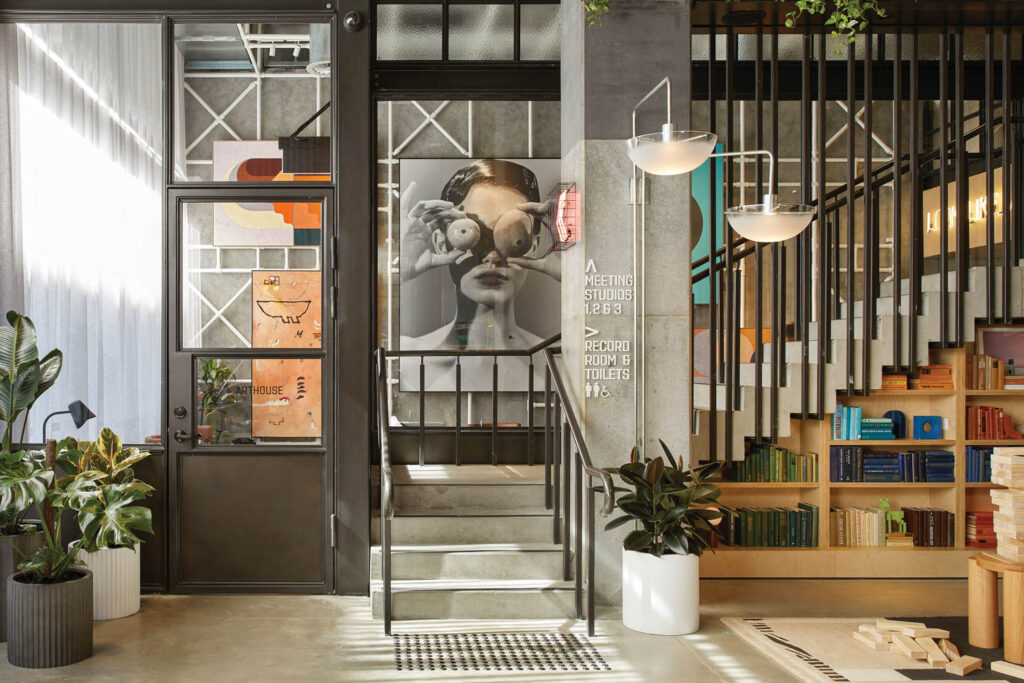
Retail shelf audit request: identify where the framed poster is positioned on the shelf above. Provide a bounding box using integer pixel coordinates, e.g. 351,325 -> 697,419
691,145 -> 724,305
211,140 -> 326,246
251,358 -> 322,438
252,270 -> 322,349
397,158 -> 561,391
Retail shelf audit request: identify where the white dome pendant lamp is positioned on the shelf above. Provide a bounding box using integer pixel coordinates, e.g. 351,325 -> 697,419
626,76 -> 815,243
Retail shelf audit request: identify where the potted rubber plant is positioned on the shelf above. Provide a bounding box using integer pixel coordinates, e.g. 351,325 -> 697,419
0,442 -> 93,668
58,428 -> 153,620
0,311 -> 62,641
604,441 -> 730,635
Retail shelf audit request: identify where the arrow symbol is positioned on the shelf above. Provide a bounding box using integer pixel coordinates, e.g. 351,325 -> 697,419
585,259 -> 597,273
585,327 -> 599,338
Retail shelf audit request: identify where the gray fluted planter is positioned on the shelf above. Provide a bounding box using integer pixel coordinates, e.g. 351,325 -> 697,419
0,531 -> 44,642
6,569 -> 93,668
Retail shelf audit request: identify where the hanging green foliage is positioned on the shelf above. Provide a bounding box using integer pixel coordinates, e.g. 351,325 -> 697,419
582,0 -> 887,43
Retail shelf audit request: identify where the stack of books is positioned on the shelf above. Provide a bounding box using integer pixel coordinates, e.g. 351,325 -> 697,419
881,374 -> 908,391
829,506 -> 888,547
967,354 -> 1007,390
833,406 -> 895,440
829,447 -> 954,482
967,511 -> 996,548
902,507 -> 956,547
910,364 -> 954,390
966,446 -> 994,482
991,448 -> 1024,561
716,504 -> 819,548
729,444 -> 819,483
967,405 -> 1024,440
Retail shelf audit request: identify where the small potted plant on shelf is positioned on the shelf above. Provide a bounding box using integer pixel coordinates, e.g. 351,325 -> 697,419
58,428 -> 154,621
605,441 -> 730,636
0,441 -> 93,668
197,358 -> 239,444
0,311 -> 62,642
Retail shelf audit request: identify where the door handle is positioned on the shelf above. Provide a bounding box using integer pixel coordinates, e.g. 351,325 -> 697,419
173,429 -> 199,443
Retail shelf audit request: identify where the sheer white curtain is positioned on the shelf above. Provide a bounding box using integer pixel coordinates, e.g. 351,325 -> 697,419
11,23 -> 162,443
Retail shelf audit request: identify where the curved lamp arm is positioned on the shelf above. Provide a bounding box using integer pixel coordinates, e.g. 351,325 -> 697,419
708,149 -> 777,207
631,76 -> 673,140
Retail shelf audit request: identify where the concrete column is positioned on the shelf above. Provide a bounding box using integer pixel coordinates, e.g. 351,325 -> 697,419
561,0 -> 693,602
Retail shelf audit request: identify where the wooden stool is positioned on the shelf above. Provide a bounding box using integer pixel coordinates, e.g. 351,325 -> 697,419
969,553 -> 1024,664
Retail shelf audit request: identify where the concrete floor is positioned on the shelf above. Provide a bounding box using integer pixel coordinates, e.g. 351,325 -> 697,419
0,579 -> 969,682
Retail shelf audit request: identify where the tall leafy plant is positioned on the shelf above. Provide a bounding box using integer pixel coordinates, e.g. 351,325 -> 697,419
57,428 -> 154,552
605,442 -> 731,557
0,311 -> 62,535
0,311 -> 62,453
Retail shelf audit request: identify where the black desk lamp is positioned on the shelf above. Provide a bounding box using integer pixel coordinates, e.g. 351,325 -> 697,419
41,400 -> 95,441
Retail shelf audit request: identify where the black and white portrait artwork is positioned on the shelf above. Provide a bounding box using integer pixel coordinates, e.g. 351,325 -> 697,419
399,158 -> 562,392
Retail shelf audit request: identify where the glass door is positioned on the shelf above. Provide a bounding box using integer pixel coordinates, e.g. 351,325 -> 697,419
166,188 -> 335,592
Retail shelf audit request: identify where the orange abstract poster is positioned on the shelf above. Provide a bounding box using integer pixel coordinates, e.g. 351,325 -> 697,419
251,358 -> 322,438
252,270 -> 322,349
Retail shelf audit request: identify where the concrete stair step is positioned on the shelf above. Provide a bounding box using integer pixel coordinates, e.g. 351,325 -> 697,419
371,544 -> 565,580
371,579 -> 575,620
392,465 -> 546,486
395,484 -> 545,510
372,510 -> 554,545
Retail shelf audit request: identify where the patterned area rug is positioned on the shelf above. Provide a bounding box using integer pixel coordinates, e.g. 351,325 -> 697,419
722,617 -> 1012,683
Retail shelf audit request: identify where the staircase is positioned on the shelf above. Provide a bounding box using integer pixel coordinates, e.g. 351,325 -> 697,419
373,346 -> 612,635
694,263 -> 1024,459
369,464 -> 574,621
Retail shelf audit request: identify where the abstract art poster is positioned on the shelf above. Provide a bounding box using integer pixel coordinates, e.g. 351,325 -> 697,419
251,358 -> 322,439
252,270 -> 322,349
211,140 -> 325,246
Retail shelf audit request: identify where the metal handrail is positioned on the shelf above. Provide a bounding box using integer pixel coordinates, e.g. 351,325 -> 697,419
375,347 -> 394,635
543,347 -> 614,636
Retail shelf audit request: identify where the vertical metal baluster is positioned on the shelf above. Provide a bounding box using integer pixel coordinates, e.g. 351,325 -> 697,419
586,484 -> 596,637
940,29 -> 950,347
419,355 -> 425,466
832,210 -> 841,323
562,432 -> 571,580
1004,26 -> 1013,323
724,27 -> 735,460
986,27 -> 996,323
383,516 -> 391,634
574,453 -> 583,618
544,367 -> 552,509
816,31 -> 828,413
955,28 -> 968,346
770,25 -> 780,442
910,28 -> 921,366
708,20 -> 719,457
491,355 -> 498,466
893,29 -> 903,369
754,28 -> 764,443
527,357 -> 534,466
455,357 -> 462,466
847,42 -> 856,393
553,394 -> 561,544
800,30 -> 811,415
862,29 -> 874,393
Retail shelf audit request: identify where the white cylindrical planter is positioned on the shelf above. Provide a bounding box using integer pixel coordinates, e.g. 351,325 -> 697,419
76,545 -> 140,620
622,549 -> 699,635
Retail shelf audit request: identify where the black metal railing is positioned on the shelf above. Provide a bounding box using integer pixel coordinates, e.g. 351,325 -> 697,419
691,25 -> 1024,457
374,338 -> 613,636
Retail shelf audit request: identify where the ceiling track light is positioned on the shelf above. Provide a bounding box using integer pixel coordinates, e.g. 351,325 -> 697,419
268,45 -> 276,57
626,76 -> 814,243
293,45 -> 302,58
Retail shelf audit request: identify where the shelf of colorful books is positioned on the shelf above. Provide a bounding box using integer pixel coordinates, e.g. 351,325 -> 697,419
868,389 -> 956,397
828,482 -> 956,489
966,439 -> 1024,446
829,439 -> 955,446
966,390 -> 1024,396
715,482 -> 819,489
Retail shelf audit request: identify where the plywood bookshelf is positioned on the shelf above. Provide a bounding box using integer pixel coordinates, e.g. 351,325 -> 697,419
701,344 -> 1024,578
